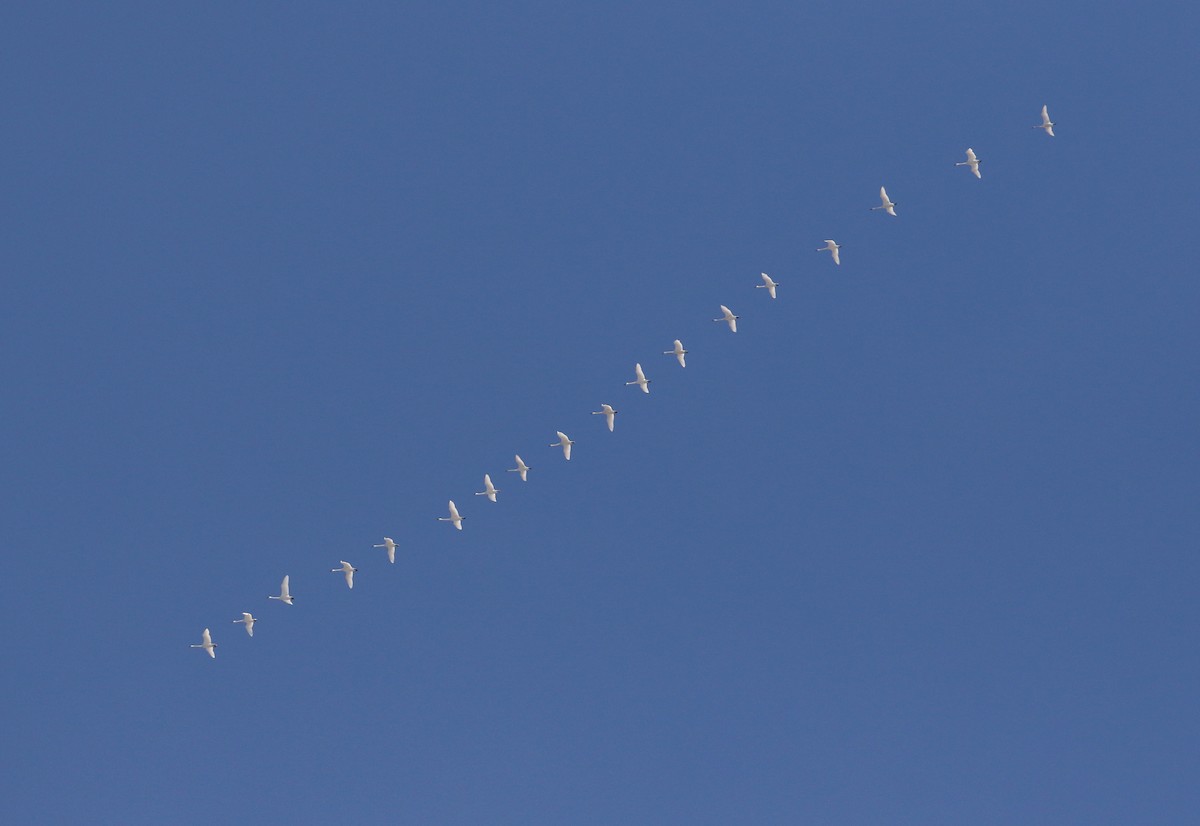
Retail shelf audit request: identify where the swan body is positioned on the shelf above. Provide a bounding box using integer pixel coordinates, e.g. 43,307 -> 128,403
664,339 -> 687,367
626,363 -> 650,394
757,273 -> 778,298
332,560 -> 358,589
957,147 -> 982,178
233,612 -> 257,637
817,240 -> 841,265
714,305 -> 739,333
373,536 -> 397,564
1034,104 -> 1055,136
550,431 -> 574,461
508,454 -> 530,482
593,403 -> 617,432
872,187 -> 897,216
475,473 -> 500,502
268,575 -> 294,605
191,627 -> 217,658
438,500 -> 464,530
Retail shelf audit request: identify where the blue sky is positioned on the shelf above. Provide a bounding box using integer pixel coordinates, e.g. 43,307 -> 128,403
2,2 -> 1197,823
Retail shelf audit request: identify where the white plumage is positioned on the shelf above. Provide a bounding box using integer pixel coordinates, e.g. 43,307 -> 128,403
1034,104 -> 1055,136
957,147 -> 982,178
191,627 -> 217,658
872,187 -> 897,216
268,575 -> 293,605
593,403 -> 617,432
817,239 -> 841,265
549,431 -> 574,461
625,363 -> 650,394
475,473 -> 500,502
664,339 -> 687,368
438,500 -> 464,530
332,560 -> 358,589
373,536 -> 397,564
233,613 -> 256,637
757,273 -> 778,298
508,454 -> 530,482
713,305 -> 739,333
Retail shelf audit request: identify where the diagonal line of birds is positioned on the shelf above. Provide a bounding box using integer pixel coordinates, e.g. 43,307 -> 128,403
190,105 -> 1058,658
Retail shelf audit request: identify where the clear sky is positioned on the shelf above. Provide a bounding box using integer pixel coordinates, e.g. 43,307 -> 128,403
2,2 -> 1197,823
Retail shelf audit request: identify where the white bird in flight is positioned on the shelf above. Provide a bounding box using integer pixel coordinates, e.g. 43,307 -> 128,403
713,305 -> 739,333
957,147 -> 982,178
332,560 -> 358,589
872,186 -> 897,216
816,240 -> 841,265
626,362 -> 650,394
268,575 -> 294,605
757,273 -> 778,299
508,454 -> 530,482
191,628 -> 217,659
1034,104 -> 1055,136
438,500 -> 464,530
373,536 -> 397,564
664,339 -> 687,367
593,403 -> 617,432
550,431 -> 574,461
233,613 -> 256,637
475,473 -> 500,502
